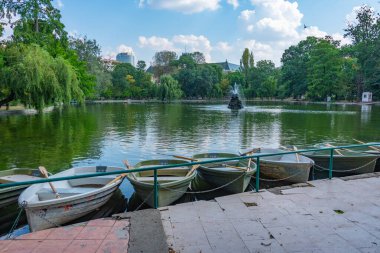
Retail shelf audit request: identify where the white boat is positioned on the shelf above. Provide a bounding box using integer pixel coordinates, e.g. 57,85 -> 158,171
18,166 -> 125,232
250,148 -> 314,183
0,168 -> 47,209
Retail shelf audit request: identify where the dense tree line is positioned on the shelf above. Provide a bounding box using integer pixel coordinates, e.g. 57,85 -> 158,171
1,2 -> 379,110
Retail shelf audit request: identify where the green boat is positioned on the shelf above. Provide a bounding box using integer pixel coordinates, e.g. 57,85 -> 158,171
0,168 -> 47,208
191,153 -> 256,194
126,159 -> 196,208
304,149 -> 379,177
249,148 -> 314,183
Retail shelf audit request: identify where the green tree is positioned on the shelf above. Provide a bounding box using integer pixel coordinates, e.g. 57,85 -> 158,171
251,60 -> 278,98
69,36 -> 110,99
240,48 -> 254,88
0,44 -> 83,109
153,51 -> 178,79
306,40 -> 344,101
136,60 -> 146,71
344,5 -> 380,99
280,36 -> 319,98
157,75 -> 183,101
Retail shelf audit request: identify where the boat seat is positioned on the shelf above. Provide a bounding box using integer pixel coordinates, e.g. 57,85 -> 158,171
137,176 -> 186,182
37,187 -> 96,201
0,175 -> 41,184
68,176 -> 114,187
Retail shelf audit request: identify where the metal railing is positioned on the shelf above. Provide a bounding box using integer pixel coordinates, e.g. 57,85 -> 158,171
0,143 -> 379,208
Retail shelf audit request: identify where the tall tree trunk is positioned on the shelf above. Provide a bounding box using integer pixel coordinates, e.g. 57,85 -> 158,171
0,92 -> 15,108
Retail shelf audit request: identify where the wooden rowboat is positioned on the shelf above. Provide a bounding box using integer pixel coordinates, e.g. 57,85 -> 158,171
0,168 -> 47,209
18,166 -> 125,232
191,153 -> 256,194
249,148 -> 314,183
126,159 -> 196,208
303,149 -> 379,177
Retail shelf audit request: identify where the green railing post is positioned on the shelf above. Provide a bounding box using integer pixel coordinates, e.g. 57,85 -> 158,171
255,157 -> 260,192
329,148 -> 334,179
154,169 -> 159,208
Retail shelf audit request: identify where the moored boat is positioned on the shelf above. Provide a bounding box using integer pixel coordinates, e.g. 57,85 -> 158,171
248,148 -> 314,183
18,166 -> 125,232
303,149 -> 379,177
191,153 -> 256,194
126,159 -> 196,208
0,168 -> 47,209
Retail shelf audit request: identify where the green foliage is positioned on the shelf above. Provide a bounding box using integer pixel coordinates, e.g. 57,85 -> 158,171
344,5 -> 380,98
157,75 -> 183,101
250,60 -> 278,98
153,51 -> 178,79
306,40 -> 345,100
240,48 -> 254,88
280,36 -> 319,98
176,64 -> 222,98
0,44 -> 83,110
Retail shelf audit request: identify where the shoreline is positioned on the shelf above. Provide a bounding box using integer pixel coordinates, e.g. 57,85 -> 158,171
1,99 -> 378,116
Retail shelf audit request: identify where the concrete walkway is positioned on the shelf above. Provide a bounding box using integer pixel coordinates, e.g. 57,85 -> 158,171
1,174 -> 379,253
161,175 -> 380,253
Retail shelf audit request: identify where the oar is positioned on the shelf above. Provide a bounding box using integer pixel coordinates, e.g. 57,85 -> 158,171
293,146 -> 300,162
122,160 -> 137,180
325,143 -> 344,156
173,155 -> 198,161
223,164 -> 248,171
186,164 -> 201,177
38,166 -> 60,199
353,139 -> 380,152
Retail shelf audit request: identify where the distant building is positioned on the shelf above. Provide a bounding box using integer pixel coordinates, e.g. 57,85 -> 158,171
362,92 -> 373,103
211,60 -> 240,72
116,52 -> 135,66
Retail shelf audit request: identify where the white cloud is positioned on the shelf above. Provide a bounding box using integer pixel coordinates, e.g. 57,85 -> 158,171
138,34 -> 213,61
138,36 -> 176,51
226,0 -> 239,9
216,41 -> 233,53
331,33 -> 352,46
139,0 -> 220,14
117,44 -> 134,54
247,25 -> 254,32
239,9 -> 255,21
102,44 -> 135,60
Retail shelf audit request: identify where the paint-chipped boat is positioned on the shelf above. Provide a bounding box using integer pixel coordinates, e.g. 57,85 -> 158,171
191,153 -> 256,194
0,168 -> 47,209
303,149 -> 379,177
126,159 -> 196,208
249,148 -> 314,183
18,166 -> 125,232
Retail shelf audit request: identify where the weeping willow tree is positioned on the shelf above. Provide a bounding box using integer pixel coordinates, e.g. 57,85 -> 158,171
0,43 -> 83,110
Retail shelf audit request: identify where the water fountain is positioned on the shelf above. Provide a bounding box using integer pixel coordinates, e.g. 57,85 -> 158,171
228,83 -> 244,110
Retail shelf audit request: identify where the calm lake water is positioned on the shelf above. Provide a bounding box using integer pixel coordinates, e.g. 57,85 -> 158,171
0,101 -> 379,235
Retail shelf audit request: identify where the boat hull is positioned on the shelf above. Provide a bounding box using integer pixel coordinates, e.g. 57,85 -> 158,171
259,161 -> 312,183
196,167 -> 255,194
305,153 -> 378,178
23,183 -> 120,232
128,175 -> 195,208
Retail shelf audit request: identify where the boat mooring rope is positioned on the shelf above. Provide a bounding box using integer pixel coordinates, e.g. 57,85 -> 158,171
313,159 -> 377,173
250,169 -> 305,182
160,172 -> 247,194
133,190 -> 155,211
6,203 -> 26,239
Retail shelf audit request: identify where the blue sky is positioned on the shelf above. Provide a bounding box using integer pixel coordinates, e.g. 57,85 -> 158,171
6,0 -> 380,66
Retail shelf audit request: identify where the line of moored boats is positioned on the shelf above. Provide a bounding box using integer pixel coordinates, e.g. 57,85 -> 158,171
0,144 -> 379,232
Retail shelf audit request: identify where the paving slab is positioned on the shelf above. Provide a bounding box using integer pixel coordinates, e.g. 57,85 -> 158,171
161,175 -> 380,252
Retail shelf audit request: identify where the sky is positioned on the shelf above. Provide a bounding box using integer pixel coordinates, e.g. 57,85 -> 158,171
3,0 -> 380,66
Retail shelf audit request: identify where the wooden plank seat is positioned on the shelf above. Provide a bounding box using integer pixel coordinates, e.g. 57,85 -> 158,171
37,187 -> 97,201
0,174 -> 42,184
68,176 -> 114,187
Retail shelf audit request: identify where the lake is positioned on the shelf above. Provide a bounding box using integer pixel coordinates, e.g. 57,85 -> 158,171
1,101 -> 379,235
